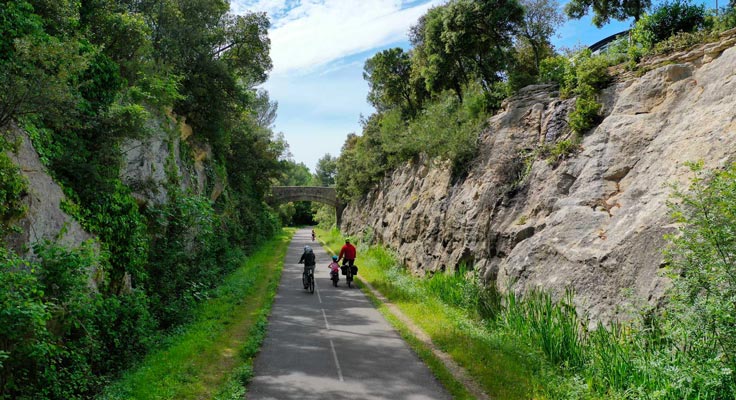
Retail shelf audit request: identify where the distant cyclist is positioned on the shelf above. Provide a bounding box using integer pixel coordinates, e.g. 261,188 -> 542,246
337,238 -> 356,268
298,246 -> 316,289
311,229 -> 315,241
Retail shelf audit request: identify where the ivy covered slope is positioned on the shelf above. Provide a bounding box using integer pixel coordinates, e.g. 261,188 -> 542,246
0,1 -> 289,399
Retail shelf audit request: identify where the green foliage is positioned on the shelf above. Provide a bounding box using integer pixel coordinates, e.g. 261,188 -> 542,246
632,0 -> 709,49
0,149 -> 27,238
712,5 -> 736,31
337,90 -> 485,200
411,0 -> 524,100
565,0 -> 651,27
538,54 -> 573,86
516,0 -> 565,72
0,248 -> 49,398
650,29 -> 718,55
364,47 -> 424,117
145,191 -> 231,327
1,1 -> 286,397
314,153 -> 337,187
541,137 -> 583,165
665,162 -> 736,375
311,202 -> 336,229
0,1 -> 90,128
0,242 -> 154,399
546,50 -> 611,134
569,94 -> 603,134
100,230 -> 291,400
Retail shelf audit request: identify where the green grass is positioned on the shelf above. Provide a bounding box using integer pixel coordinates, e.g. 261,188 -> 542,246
100,228 -> 294,400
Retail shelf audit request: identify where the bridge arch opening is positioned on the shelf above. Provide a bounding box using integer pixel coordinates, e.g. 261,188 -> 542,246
269,186 -> 345,227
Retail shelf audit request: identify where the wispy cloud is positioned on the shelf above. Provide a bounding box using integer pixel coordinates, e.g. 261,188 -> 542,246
231,0 -> 441,75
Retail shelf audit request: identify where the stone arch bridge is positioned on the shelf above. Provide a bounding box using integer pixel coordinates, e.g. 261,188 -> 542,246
269,186 -> 345,226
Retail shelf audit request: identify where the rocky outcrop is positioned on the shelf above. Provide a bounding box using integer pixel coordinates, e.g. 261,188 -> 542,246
341,36 -> 736,323
4,109 -> 212,267
120,111 -> 213,205
4,124 -> 93,256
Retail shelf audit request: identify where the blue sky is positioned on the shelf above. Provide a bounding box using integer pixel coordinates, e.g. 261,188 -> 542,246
231,0 -> 719,171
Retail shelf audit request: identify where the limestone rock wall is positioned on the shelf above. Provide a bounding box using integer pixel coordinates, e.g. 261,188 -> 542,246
4,124 -> 93,256
341,35 -> 736,323
5,109 -> 210,264
120,112 -> 214,205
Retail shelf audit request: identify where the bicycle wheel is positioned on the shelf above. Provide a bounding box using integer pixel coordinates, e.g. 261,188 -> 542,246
309,274 -> 315,293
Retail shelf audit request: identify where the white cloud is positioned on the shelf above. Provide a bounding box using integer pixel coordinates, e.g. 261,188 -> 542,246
232,0 -> 442,75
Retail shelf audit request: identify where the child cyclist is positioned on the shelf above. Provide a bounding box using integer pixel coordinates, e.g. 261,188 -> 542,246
328,255 -> 340,284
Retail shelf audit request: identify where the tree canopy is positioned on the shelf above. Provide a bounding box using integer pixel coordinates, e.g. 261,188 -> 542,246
564,0 -> 651,27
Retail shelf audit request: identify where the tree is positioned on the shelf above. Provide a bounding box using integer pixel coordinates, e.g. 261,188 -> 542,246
410,0 -> 524,100
363,48 -> 422,116
517,0 -> 565,71
442,0 -> 525,92
314,154 -> 337,187
565,0 -> 651,27
411,5 -> 467,100
0,1 -> 90,128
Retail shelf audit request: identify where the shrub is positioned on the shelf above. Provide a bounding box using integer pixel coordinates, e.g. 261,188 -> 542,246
569,93 -> 603,134
712,5 -> 736,31
665,162 -> 736,375
632,0 -> 709,49
538,55 -> 572,87
0,242 -> 155,399
0,150 -> 27,238
542,137 -> 583,164
0,248 -> 49,398
651,29 -> 718,55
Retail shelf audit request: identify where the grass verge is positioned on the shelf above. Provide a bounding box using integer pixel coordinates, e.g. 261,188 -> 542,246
100,228 -> 294,400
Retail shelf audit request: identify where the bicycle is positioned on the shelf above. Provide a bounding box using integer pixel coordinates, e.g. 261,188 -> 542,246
341,261 -> 357,288
302,267 -> 315,294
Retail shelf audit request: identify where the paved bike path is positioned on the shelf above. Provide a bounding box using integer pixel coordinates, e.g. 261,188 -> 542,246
248,228 -> 451,400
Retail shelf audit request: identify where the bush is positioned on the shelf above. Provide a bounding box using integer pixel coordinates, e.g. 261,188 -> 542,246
632,0 -> 709,49
652,29 -> 718,55
665,162 -> 736,375
0,248 -> 49,398
0,150 -> 27,238
712,5 -> 736,31
0,242 -> 154,399
569,92 -> 603,134
538,55 -> 572,87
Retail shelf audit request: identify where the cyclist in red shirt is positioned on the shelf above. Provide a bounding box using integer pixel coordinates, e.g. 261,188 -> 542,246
337,239 -> 356,268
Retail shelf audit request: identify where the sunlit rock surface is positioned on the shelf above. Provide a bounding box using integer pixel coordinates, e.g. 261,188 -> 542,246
341,31 -> 736,323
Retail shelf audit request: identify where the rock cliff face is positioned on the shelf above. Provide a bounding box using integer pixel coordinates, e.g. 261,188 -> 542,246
341,33 -> 736,323
5,124 -> 93,256
5,110 -> 210,265
120,112 -> 214,206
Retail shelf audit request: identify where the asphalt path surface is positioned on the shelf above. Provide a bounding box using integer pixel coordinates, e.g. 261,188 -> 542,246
248,228 -> 451,400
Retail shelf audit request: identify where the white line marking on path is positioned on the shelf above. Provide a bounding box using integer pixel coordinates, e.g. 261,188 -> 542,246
329,338 -> 344,382
317,284 -> 322,304
321,308 -> 330,330
321,308 -> 344,381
